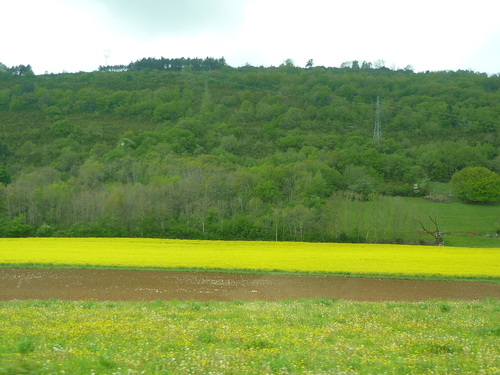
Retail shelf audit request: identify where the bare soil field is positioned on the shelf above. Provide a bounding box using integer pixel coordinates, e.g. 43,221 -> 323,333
1,269 -> 500,301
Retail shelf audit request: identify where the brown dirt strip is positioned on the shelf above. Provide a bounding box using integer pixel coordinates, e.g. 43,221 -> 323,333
1,269 -> 499,302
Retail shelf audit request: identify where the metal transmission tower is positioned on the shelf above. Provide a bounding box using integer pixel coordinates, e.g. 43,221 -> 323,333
373,96 -> 382,140
103,50 -> 110,66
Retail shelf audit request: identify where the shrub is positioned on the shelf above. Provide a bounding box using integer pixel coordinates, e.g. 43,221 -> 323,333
450,167 -> 500,203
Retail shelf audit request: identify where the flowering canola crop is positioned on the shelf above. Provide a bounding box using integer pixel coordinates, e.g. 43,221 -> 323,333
1,238 -> 499,277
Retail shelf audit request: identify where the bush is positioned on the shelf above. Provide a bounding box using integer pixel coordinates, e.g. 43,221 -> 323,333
0,215 -> 35,237
451,167 -> 500,203
36,223 -> 56,237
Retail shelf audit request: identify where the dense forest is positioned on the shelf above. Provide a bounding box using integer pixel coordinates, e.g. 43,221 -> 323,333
0,58 -> 499,242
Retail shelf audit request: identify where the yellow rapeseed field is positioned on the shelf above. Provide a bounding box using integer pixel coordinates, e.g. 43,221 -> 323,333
1,238 -> 499,277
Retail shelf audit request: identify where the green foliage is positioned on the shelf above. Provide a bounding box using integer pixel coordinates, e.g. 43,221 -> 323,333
50,119 -> 73,137
0,61 -> 500,243
0,165 -> 11,186
451,167 -> 500,203
1,215 -> 35,237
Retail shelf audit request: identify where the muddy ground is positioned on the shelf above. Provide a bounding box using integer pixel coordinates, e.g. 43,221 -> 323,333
1,269 -> 499,302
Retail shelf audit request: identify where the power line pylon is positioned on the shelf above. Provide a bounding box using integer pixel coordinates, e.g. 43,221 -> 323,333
373,96 -> 382,140
103,50 -> 110,66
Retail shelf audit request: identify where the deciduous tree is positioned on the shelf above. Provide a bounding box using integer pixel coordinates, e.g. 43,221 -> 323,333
450,167 -> 500,203
0,165 -> 11,186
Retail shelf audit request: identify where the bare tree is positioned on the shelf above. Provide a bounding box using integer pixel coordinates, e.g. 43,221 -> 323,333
416,215 -> 444,245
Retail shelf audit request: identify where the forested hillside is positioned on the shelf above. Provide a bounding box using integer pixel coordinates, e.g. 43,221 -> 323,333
0,59 -> 499,242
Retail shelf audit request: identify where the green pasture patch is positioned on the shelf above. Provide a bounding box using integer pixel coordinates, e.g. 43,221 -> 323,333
443,234 -> 500,248
409,198 -> 500,234
0,299 -> 499,374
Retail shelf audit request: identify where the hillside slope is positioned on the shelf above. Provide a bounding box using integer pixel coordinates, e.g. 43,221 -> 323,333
1,60 -> 499,242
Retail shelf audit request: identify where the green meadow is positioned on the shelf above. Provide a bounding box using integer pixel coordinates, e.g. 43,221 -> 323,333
400,182 -> 500,247
1,298 -> 499,374
409,197 -> 500,246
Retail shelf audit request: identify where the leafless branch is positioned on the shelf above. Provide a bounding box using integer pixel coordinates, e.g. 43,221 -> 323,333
416,215 -> 443,245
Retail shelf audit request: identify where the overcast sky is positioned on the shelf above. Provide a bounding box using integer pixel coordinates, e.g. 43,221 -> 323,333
2,0 -> 499,75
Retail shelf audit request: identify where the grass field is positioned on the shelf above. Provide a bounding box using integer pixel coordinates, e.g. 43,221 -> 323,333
410,197 -> 500,235
1,237 -> 500,279
2,237 -> 500,374
412,182 -> 500,247
1,298 -> 499,374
